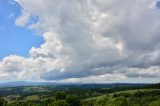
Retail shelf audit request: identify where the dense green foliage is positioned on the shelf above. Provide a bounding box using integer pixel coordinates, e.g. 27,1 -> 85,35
66,95 -> 80,106
82,88 -> 160,106
55,92 -> 66,100
0,83 -> 159,106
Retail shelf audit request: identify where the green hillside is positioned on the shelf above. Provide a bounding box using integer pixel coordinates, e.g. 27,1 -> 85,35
82,89 -> 160,106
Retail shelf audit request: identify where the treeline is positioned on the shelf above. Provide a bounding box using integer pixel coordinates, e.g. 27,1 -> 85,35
0,92 -> 81,106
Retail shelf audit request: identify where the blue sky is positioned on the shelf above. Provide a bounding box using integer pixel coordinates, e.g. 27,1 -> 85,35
0,0 -> 44,59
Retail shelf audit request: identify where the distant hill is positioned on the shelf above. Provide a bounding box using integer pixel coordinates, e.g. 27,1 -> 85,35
0,81 -> 55,87
0,81 -> 149,88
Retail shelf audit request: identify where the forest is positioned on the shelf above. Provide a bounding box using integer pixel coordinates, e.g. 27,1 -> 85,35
0,83 -> 160,106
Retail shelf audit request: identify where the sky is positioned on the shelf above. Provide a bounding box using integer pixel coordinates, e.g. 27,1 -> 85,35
0,0 -> 44,59
0,0 -> 160,83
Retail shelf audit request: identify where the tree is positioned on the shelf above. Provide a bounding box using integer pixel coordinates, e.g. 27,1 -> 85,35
149,99 -> 160,106
55,92 -> 66,100
48,100 -> 69,106
66,95 -> 80,106
0,98 -> 6,106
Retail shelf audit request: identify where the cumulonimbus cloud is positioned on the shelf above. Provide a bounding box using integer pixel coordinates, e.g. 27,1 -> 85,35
0,0 -> 160,82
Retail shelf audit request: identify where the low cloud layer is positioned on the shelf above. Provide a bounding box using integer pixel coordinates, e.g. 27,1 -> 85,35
0,0 -> 160,83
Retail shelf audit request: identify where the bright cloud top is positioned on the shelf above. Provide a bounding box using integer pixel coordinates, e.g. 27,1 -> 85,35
0,0 -> 160,83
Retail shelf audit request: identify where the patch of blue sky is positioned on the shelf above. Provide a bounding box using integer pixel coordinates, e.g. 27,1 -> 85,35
0,0 -> 44,59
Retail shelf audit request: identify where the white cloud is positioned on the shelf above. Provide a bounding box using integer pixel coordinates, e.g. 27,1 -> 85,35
58,73 -> 126,83
0,55 -> 24,80
0,0 -> 160,82
15,11 -> 30,27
